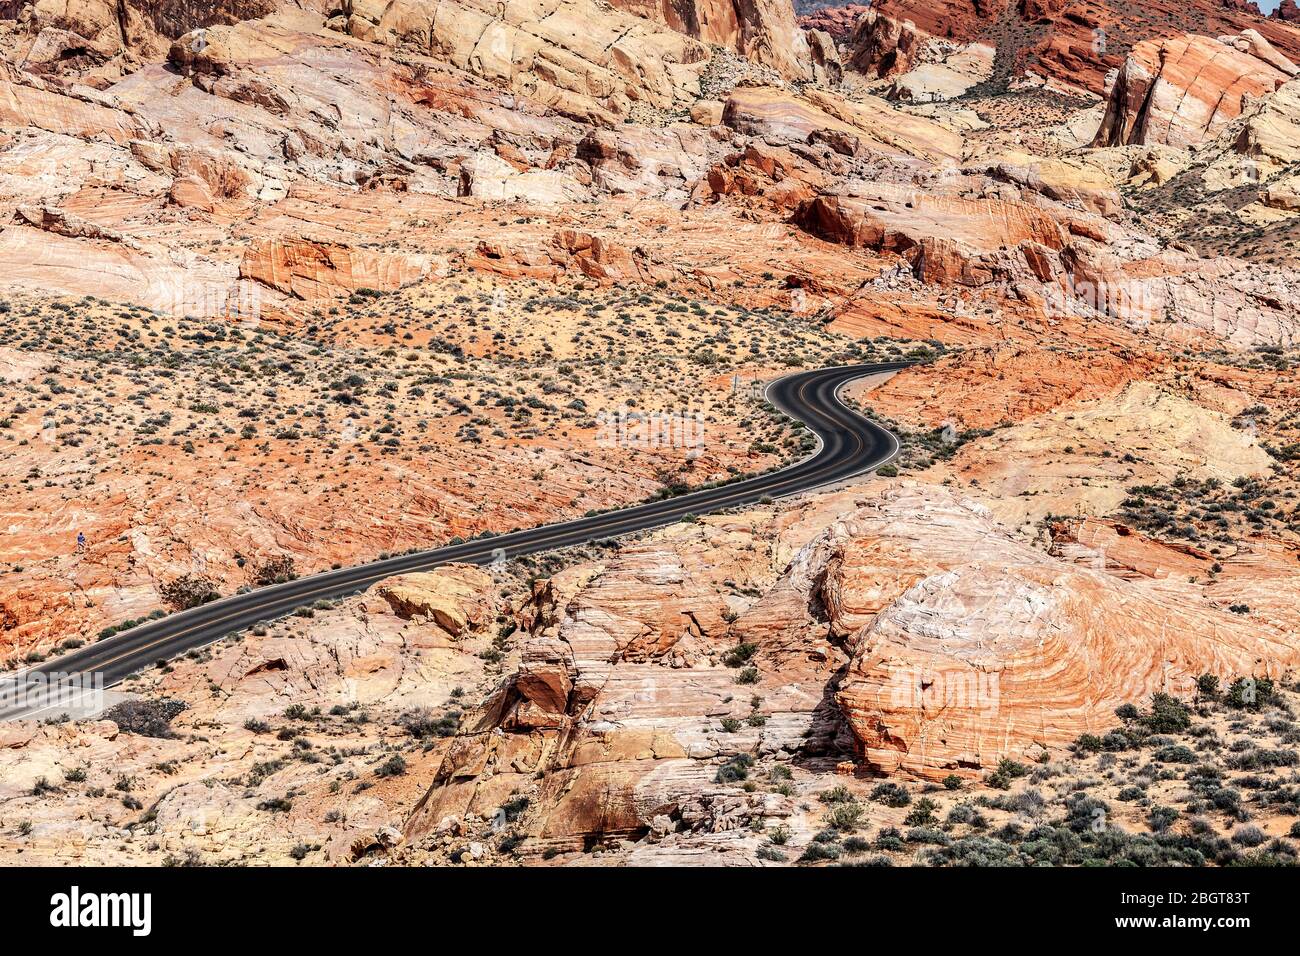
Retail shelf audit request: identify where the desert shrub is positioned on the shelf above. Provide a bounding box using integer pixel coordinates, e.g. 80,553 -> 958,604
798,841 -> 841,863
715,753 -> 754,783
1010,789 -> 1046,818
159,574 -> 219,612
946,803 -> 984,827
927,836 -> 1021,867
904,797 -> 940,827
987,758 -> 1030,790
397,707 -> 460,739
827,802 -> 864,832
842,836 -> 871,854
1063,793 -> 1111,834
1232,825 -> 1268,847
375,755 -> 407,778
1226,677 -> 1277,710
1227,748 -> 1298,771
869,782 -> 911,807
1148,806 -> 1179,833
818,785 -> 854,804
499,796 -> 530,822
721,642 -> 757,667
251,555 -> 297,586
1141,693 -> 1191,734
905,827 -> 950,846
101,698 -> 187,738
874,826 -> 904,851
1073,733 -> 1104,754
1154,744 -> 1197,763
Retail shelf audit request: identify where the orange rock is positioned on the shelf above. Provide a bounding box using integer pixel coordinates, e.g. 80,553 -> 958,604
238,237 -> 432,302
796,185 -> 1068,286
1094,32 -> 1297,148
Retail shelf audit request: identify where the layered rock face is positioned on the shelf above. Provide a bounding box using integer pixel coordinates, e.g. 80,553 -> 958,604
405,482 -> 1300,847
324,0 -> 711,123
8,0 -> 279,85
239,238 -> 434,301
1093,31 -> 1298,148
0,567 -> 504,865
865,0 -> 1300,95
607,0 -> 834,81
720,85 -> 963,163
1235,76 -> 1300,175
845,9 -> 993,101
798,2 -> 870,40
773,108 -> 1300,346
796,184 -> 1072,285
833,487 -> 1298,778
4,0 -> 1300,870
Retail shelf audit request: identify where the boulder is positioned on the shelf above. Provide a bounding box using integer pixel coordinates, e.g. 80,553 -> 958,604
887,43 -> 995,102
370,566 -> 497,636
1263,174 -> 1300,211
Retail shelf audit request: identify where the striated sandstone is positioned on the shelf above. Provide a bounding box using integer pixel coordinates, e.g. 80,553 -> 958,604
721,85 -> 963,163
404,480 -> 1300,848
1093,32 -> 1297,148
795,183 -> 1070,286
867,0 -> 1300,96
238,237 -> 432,301
332,0 -> 711,124
1233,77 -> 1300,176
607,0 -> 828,81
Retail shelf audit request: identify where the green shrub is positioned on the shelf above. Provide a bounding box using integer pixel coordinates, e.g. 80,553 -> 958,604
869,782 -> 911,807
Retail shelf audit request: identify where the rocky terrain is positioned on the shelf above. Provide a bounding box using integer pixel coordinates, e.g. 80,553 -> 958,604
1,0 -> 1299,867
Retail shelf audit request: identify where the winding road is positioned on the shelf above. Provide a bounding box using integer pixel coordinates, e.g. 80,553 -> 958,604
0,362 -> 907,719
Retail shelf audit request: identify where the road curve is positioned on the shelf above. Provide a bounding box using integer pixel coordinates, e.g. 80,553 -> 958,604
0,362 -> 908,718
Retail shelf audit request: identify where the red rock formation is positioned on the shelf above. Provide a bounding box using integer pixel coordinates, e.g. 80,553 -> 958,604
798,3 -> 871,39
608,0 -> 843,80
844,9 -> 929,77
1093,32 -> 1298,148
796,185 -> 1070,285
239,238 -> 433,302
859,0 -> 1300,95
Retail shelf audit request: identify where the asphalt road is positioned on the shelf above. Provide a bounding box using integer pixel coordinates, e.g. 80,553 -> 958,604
0,362 -> 907,719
